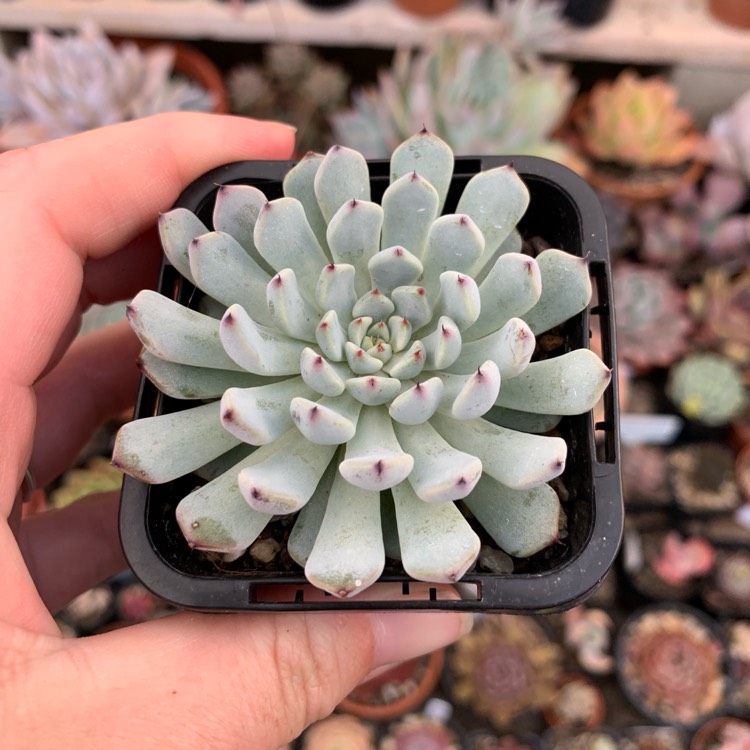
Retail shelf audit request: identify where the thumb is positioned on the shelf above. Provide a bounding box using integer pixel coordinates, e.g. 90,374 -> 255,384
32,587 -> 472,750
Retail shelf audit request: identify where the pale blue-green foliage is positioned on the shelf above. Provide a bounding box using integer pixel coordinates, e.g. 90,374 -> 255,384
113,131 -> 610,598
331,35 -> 576,163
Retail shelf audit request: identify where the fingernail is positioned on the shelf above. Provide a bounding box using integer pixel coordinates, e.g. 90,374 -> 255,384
367,610 -> 474,668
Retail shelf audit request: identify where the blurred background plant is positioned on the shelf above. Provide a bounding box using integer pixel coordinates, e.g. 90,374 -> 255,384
330,6 -> 578,165
227,42 -> 349,155
0,20 -> 218,151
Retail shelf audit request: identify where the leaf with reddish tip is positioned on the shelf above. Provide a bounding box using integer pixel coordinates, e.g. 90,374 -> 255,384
433,272 -> 481,331
253,197 -> 329,303
383,340 -> 425,380
392,481 -> 480,584
220,304 -> 306,376
465,253 -> 542,341
305,470 -> 384,598
420,316 -> 462,370
431,412 -> 567,490
344,341 -> 383,375
463,474 -> 560,558
221,377 -> 316,446
387,315 -> 412,353
419,215 -> 484,297
390,130 -> 454,214
449,317 -> 534,377
158,208 -> 208,285
339,406 -> 414,491
299,347 -> 347,396
345,375 -> 401,406
352,289 -> 395,320
188,231 -> 273,327
395,420 -> 482,502
389,377 -> 444,425
315,264 -> 357,326
290,392 -> 362,444
315,144 -> 371,223
266,268 -> 320,342
238,428 -> 337,514
128,290 -> 243,371
113,401 -> 241,484
523,249 -> 592,335
347,316 -> 373,348
326,199 -> 384,296
496,349 -> 612,415
368,246 -> 423,296
439,361 -> 501,420
457,165 -> 530,271
391,286 -> 432,331
176,451 -> 272,555
381,171 -> 439,259
213,183 -> 277,275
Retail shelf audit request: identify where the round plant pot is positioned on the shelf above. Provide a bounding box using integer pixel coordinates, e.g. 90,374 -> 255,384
615,603 -> 730,729
337,648 -> 445,721
118,37 -> 228,114
708,0 -> 750,29
562,0 -> 615,26
394,0 -> 462,17
689,716 -> 750,750
118,152 -> 622,614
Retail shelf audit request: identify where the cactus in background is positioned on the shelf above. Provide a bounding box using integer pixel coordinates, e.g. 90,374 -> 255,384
113,131 -> 610,598
573,69 -> 699,169
612,263 -> 692,371
227,43 -> 350,155
666,353 -> 747,427
331,34 -> 576,164
0,21 -> 214,151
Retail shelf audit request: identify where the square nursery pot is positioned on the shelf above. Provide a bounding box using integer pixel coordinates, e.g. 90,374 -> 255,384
119,154 -> 623,613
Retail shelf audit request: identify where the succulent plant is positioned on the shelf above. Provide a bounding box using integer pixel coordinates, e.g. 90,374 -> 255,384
666,353 -> 747,427
0,21 -> 214,151
573,69 -> 699,169
112,130 -> 610,598
650,532 -> 715,587
448,614 -> 563,728
668,442 -> 741,513
492,0 -> 570,64
617,606 -> 727,727
330,34 -> 576,165
562,606 -> 614,675
635,171 -> 750,270
612,263 -> 692,371
689,269 -> 750,365
709,84 -> 750,182
227,43 -> 350,155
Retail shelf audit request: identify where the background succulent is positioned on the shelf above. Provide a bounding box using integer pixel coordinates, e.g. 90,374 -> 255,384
227,43 -> 350,155
666,352 -> 747,427
330,34 -> 577,166
612,263 -> 692,371
0,21 -> 214,151
113,131 -> 610,598
572,69 -> 699,169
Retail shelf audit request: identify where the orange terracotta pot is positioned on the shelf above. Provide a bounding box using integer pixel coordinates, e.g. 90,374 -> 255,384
709,0 -> 750,29
394,0 -> 461,17
337,648 -> 445,722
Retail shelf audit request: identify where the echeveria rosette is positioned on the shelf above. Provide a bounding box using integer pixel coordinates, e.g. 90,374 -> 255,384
113,131 -> 612,598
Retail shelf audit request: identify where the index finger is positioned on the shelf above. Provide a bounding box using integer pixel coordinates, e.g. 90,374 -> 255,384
0,112 -> 296,385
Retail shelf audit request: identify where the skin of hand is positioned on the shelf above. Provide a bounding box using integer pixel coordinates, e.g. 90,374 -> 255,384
0,113 -> 473,749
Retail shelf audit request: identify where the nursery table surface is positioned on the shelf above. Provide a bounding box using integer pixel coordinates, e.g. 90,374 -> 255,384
2,0 -> 750,66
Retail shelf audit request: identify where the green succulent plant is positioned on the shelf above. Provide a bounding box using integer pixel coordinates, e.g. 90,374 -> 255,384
113,131 -> 611,598
330,34 -> 576,164
666,352 -> 747,427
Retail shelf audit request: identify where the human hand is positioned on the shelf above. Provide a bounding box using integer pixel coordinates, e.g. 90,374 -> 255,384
0,113 -> 472,749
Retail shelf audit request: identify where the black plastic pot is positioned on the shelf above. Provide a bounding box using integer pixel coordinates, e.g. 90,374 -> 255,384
119,154 -> 623,613
562,0 -> 615,27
